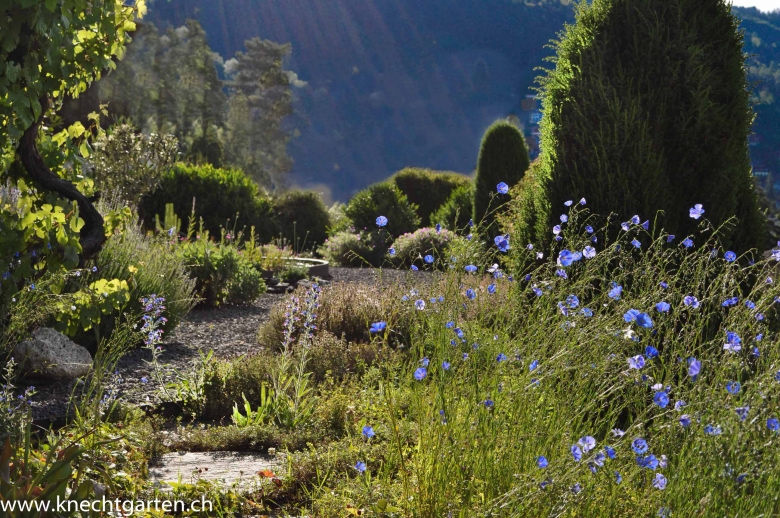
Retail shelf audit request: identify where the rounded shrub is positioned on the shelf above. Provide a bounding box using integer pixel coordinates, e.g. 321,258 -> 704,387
521,0 -> 765,252
473,120 -> 530,237
139,163 -> 276,242
319,230 -> 385,267
390,227 -> 456,268
188,130 -> 224,168
344,183 -> 420,237
271,190 -> 331,251
430,183 -> 474,231
390,168 -> 471,225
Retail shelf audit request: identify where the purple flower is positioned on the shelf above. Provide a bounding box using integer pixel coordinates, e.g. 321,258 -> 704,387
689,204 -> 705,220
571,444 -> 583,462
608,284 -> 623,300
683,295 -> 700,308
628,355 -> 646,369
679,414 -> 691,427
578,436 -> 596,452
415,299 -> 425,310
688,358 -> 701,380
564,200 -> 573,207
653,473 -> 667,490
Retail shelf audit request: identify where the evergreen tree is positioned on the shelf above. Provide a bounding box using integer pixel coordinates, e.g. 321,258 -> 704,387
518,0 -> 764,251
473,120 -> 530,236
224,38 -> 294,189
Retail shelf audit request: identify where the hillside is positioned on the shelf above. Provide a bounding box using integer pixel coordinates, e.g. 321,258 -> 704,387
142,0 -> 779,200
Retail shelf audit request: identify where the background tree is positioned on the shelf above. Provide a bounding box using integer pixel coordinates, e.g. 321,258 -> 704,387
224,38 -> 294,189
1,0 -> 145,257
516,0 -> 765,251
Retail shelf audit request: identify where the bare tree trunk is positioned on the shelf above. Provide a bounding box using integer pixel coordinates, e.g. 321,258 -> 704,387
16,97 -> 106,258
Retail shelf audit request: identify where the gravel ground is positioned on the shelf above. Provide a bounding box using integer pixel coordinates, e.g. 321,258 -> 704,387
28,267 -> 428,421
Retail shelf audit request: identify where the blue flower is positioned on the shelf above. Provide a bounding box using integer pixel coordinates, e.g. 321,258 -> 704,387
688,358 -> 701,380
656,301 -> 670,312
624,309 -> 641,323
442,361 -> 451,370
628,355 -> 645,369
424,255 -> 434,264
659,281 -> 668,289
632,438 -> 648,454
726,381 -> 741,395
585,225 -> 594,234
446,321 -> 455,328
414,367 -> 427,380
533,287 -> 543,297
679,414 -> 691,427
725,251 -> 737,262
615,472 -> 622,484
411,265 -> 419,271
465,264 -> 477,273
631,238 -> 641,249
571,444 -> 583,462
667,234 -> 676,242
370,322 -> 387,333
642,220 -> 650,230
704,424 -> 722,436
415,299 -> 425,310
488,284 -> 496,294
497,182 -> 509,194
362,426 -> 375,438
631,215 -> 640,225
653,473 -> 667,490
468,219 -> 474,227
635,313 -> 653,328
465,289 -> 476,300
645,346 -> 659,358
768,418 -> 780,432
560,214 -> 569,223
580,197 -> 586,205
566,294 -> 580,308
605,446 -> 616,459
653,391 -> 669,408
578,436 -> 596,452
608,284 -> 623,300
388,247 -> 396,256
724,331 -> 742,353
736,407 -> 750,422
483,399 -> 494,409
572,483 -> 582,494
683,295 -> 700,308
637,454 -> 659,470
689,204 -> 705,220
140,377 -> 148,383
355,461 -> 367,473
583,246 -> 596,259
494,235 -> 510,252
621,222 -> 630,231
564,200 -> 573,207
376,215 -> 388,227
745,300 -> 756,310
558,250 -> 577,267
581,308 -> 593,317
530,360 -> 539,372
556,269 -> 568,279
682,238 -> 694,248
496,353 -> 507,362
722,296 -> 738,307
537,456 -> 549,468
420,357 -> 430,367
553,225 -> 562,235
674,400 -> 686,410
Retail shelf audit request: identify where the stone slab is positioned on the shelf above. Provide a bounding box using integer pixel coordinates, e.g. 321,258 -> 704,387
149,451 -> 282,491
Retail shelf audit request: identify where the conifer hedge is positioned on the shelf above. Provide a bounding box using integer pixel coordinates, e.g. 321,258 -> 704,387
515,0 -> 765,251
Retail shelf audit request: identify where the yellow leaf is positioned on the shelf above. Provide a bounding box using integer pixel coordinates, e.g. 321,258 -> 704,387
67,121 -> 85,139
128,266 -> 138,274
136,0 -> 148,17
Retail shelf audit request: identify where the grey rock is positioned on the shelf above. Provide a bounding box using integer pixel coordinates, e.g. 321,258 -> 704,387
149,451 -> 282,492
14,328 -> 92,381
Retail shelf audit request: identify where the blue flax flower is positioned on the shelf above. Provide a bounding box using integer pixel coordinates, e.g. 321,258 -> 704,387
689,204 -> 705,219
583,246 -> 596,258
688,358 -> 701,380
653,473 -> 667,490
704,424 -> 722,436
415,299 -> 425,310
767,418 -> 780,432
465,289 -> 476,300
653,391 -> 669,408
537,456 -> 549,468
735,407 -> 749,422
683,295 -> 700,308
726,381 -> 741,395
494,235 -> 510,252
628,355 -> 645,369
465,264 -> 477,273
530,360 -> 539,372
608,284 -> 623,300
376,215 -> 388,227
656,301 -> 670,312
414,367 -> 427,380
497,182 -> 509,194
632,438 -> 648,454
424,255 -> 434,264
488,283 -> 496,294
645,346 -> 659,358
725,251 -> 737,262
571,444 -> 583,462
355,461 -> 367,473
578,436 -> 596,452
724,331 -> 741,353
679,415 -> 691,428
362,426 -> 375,438
682,238 -> 694,248
369,322 -> 386,333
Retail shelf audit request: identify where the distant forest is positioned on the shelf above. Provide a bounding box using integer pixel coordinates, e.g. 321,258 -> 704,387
84,0 -> 780,202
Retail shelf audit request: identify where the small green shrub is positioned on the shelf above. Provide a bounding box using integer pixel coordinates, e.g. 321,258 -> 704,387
280,263 -> 309,284
88,123 -> 179,207
188,129 -> 224,168
429,183 -> 474,231
319,230 -> 385,267
390,227 -> 457,268
344,183 -> 420,237
271,190 -> 331,251
473,120 -> 529,236
178,240 -> 266,306
139,163 -> 276,241
390,168 -> 471,225
326,202 -> 352,236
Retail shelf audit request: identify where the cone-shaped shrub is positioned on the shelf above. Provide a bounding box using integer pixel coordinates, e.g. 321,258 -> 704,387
473,121 -> 530,236
520,0 -> 764,251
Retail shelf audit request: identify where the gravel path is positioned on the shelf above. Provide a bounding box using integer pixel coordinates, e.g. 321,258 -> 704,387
28,267 -> 425,421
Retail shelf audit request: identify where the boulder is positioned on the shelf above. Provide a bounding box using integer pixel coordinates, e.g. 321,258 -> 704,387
13,328 -> 92,381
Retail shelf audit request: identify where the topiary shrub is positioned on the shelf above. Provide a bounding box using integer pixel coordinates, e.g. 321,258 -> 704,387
344,183 -> 421,237
473,120 -> 530,237
520,0 -> 765,252
139,163 -> 276,242
430,183 -> 474,231
271,190 -> 331,252
390,168 -> 471,225
319,230 -> 385,267
390,227 -> 456,268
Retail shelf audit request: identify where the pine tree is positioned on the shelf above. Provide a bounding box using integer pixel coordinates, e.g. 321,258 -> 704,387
518,0 -> 764,251
473,120 -> 530,236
